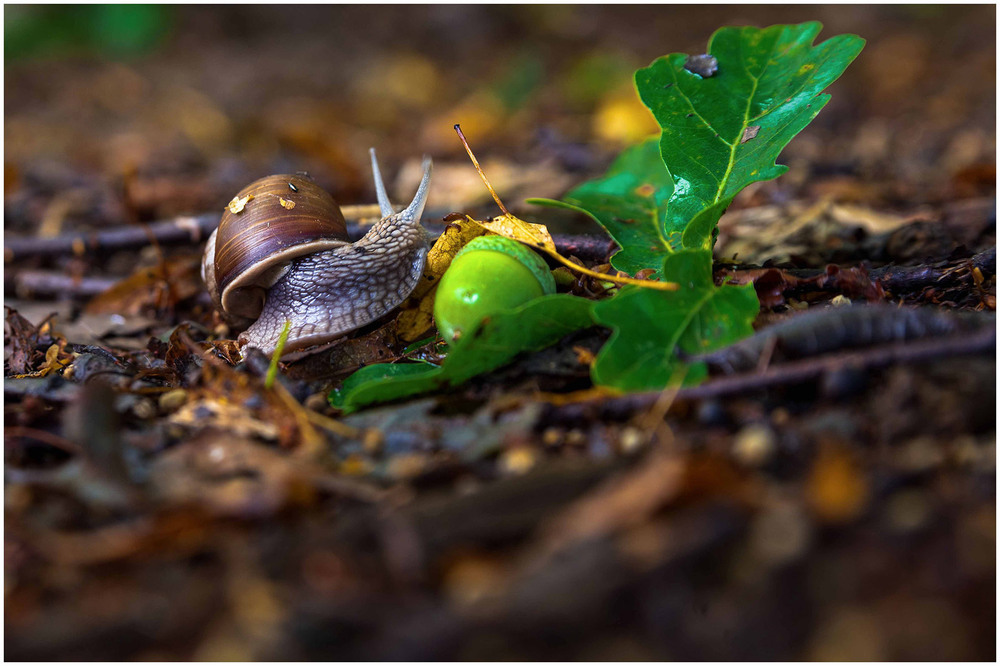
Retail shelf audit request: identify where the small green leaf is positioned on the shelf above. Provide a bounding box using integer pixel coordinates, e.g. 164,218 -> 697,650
637,21 -> 864,248
529,138 -> 678,275
331,294 -> 592,412
591,249 -> 758,391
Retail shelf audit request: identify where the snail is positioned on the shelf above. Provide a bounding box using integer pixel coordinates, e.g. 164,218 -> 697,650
433,234 -> 555,343
202,149 -> 432,356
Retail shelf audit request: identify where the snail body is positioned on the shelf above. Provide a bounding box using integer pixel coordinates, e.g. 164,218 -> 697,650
203,150 -> 432,356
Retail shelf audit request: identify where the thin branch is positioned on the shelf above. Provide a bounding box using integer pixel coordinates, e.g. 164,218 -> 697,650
6,271 -> 119,298
719,247 -> 996,296
5,213 -> 619,264
542,325 -> 996,424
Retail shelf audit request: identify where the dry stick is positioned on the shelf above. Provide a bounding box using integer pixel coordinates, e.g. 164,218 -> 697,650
453,123 -> 679,292
7,271 -> 119,297
5,214 -> 219,261
720,247 -> 996,294
873,247 -> 995,292
543,325 -> 996,424
5,213 -> 619,263
5,426 -> 83,455
633,365 -> 690,448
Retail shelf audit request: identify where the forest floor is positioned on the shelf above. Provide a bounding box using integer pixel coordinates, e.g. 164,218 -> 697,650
4,6 -> 996,660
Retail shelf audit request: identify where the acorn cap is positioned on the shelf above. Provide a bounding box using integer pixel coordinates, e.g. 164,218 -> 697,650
453,235 -> 556,295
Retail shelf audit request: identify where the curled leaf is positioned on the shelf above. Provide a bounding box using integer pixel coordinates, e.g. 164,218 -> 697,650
395,217 -> 488,342
455,124 -> 678,292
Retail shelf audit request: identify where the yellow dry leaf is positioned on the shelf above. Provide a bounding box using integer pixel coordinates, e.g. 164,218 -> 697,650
41,343 -> 73,375
468,212 -> 677,292
226,193 -> 254,214
10,341 -> 74,379
452,124 -> 678,293
395,218 -> 488,341
475,213 -> 556,253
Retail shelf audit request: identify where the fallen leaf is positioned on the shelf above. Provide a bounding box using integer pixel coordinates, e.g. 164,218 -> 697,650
4,306 -> 48,375
395,218 -> 488,342
456,124 -> 677,292
86,256 -> 203,316
476,213 -> 556,253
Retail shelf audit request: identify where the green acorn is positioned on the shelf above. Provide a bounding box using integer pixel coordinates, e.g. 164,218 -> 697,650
434,235 -> 556,343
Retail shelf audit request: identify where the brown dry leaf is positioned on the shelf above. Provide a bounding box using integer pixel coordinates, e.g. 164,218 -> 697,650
721,267 -> 804,309
395,218 -> 488,342
8,340 -> 74,379
56,312 -> 159,348
285,325 -> 401,380
86,256 -> 203,316
4,306 -> 47,375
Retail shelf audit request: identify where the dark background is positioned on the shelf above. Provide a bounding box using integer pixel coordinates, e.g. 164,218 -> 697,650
5,5 -> 995,227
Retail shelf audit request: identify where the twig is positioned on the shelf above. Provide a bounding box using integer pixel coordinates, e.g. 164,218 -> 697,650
873,247 -> 995,291
542,326 -> 996,424
720,247 -> 996,297
4,426 -> 83,455
455,123 -> 678,292
4,214 -> 219,261
5,213 -> 618,264
6,271 -> 118,298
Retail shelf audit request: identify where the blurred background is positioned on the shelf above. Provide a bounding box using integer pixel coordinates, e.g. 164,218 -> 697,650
5,4 -> 995,233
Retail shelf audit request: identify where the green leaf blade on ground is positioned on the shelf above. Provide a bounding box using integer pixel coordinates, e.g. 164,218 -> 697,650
331,294 -> 593,412
590,249 -> 759,391
528,137 -> 678,275
636,21 -> 865,249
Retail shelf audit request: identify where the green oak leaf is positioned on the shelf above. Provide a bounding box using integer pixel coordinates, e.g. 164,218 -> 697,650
535,22 -> 864,267
331,294 -> 592,412
527,138 -> 679,275
637,21 -> 864,249
590,249 -> 758,391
